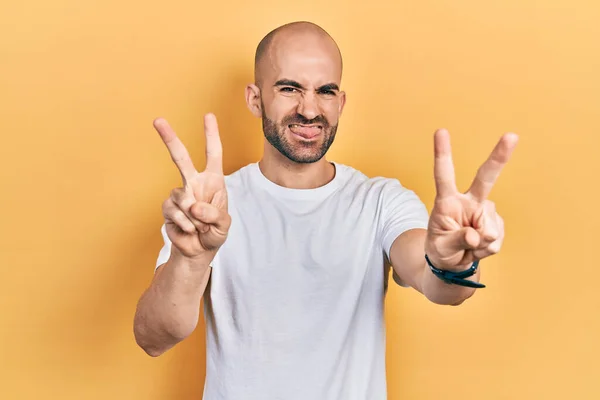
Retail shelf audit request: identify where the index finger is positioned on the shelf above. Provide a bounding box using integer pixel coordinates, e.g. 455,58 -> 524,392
433,128 -> 458,198
153,118 -> 198,184
467,132 -> 519,201
203,113 -> 223,174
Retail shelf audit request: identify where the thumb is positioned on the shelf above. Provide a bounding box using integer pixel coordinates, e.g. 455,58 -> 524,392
437,227 -> 481,255
190,200 -> 231,233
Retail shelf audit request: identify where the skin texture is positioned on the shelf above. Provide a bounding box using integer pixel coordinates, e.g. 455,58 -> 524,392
133,21 -> 519,357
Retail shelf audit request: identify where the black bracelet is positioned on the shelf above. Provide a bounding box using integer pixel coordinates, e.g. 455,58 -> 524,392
425,254 -> 485,288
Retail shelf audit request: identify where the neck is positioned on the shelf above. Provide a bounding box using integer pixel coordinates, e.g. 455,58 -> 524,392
258,151 -> 336,190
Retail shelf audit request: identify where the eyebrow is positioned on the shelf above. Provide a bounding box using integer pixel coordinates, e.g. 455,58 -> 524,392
274,79 -> 340,92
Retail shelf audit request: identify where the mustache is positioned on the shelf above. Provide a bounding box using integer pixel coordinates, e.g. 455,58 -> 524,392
282,114 -> 330,128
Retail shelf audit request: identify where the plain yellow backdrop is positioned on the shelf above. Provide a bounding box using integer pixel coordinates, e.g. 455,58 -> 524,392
2,0 -> 599,399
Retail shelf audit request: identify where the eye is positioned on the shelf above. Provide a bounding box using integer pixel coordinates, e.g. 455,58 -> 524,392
318,90 -> 336,96
280,87 -> 299,93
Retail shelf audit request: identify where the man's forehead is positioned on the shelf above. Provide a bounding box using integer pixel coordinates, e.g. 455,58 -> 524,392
263,39 -> 342,85
255,26 -> 343,87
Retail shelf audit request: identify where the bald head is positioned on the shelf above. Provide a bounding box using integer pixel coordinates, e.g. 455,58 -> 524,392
254,21 -> 343,87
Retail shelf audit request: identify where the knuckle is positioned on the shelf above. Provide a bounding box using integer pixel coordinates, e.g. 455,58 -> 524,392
206,148 -> 223,157
171,189 -> 194,209
170,188 -> 183,201
191,203 -> 204,219
173,210 -> 186,222
180,198 -> 195,211
487,241 -> 501,254
170,188 -> 181,199
175,212 -> 195,232
484,229 -> 499,242
476,165 -> 485,178
224,213 -> 232,229
162,198 -> 175,215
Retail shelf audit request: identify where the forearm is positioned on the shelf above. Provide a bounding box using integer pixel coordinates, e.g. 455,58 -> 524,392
389,229 -> 480,306
134,249 -> 212,356
421,261 -> 480,306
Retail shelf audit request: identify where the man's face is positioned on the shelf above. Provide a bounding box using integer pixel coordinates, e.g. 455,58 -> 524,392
258,35 -> 346,164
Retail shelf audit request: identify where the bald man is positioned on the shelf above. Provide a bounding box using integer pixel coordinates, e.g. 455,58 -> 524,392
134,21 -> 518,400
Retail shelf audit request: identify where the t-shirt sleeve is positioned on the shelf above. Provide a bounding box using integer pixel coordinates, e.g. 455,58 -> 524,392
380,179 -> 430,263
155,223 -> 172,271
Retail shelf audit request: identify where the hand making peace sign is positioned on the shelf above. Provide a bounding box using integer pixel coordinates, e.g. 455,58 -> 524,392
424,129 -> 519,271
154,113 -> 231,259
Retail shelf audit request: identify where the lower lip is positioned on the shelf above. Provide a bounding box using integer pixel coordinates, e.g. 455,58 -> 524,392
289,126 -> 322,141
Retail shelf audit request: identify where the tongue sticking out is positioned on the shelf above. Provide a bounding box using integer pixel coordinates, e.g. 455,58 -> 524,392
289,124 -> 322,139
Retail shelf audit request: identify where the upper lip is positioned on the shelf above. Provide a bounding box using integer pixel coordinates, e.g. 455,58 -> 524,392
289,124 -> 323,128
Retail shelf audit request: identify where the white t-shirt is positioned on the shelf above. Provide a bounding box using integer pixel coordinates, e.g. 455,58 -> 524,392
155,162 -> 429,400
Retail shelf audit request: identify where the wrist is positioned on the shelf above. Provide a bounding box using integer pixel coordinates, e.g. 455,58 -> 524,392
435,260 -> 472,273
170,247 -> 215,270
425,254 -> 484,289
423,240 -> 472,272
422,252 -> 469,273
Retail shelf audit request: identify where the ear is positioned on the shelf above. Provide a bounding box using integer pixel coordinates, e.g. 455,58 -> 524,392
245,84 -> 262,118
338,90 -> 347,116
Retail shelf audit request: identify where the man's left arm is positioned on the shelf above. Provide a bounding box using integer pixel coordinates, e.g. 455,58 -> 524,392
388,128 -> 518,305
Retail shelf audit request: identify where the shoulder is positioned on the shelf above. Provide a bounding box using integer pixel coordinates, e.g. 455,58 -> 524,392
334,162 -> 411,196
334,163 -> 427,218
223,163 -> 255,190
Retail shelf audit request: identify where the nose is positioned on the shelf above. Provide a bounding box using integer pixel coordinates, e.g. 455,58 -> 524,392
297,92 -> 320,121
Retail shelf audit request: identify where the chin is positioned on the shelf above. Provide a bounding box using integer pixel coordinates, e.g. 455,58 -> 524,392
285,150 -> 326,164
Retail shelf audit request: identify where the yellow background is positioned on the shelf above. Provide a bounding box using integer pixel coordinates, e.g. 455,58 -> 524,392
2,0 -> 599,399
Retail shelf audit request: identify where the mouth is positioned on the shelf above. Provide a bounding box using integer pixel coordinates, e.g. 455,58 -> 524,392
288,124 -> 323,140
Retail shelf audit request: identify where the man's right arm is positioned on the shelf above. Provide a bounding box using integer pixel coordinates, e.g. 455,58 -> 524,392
133,249 -> 213,357
136,114 -> 229,357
